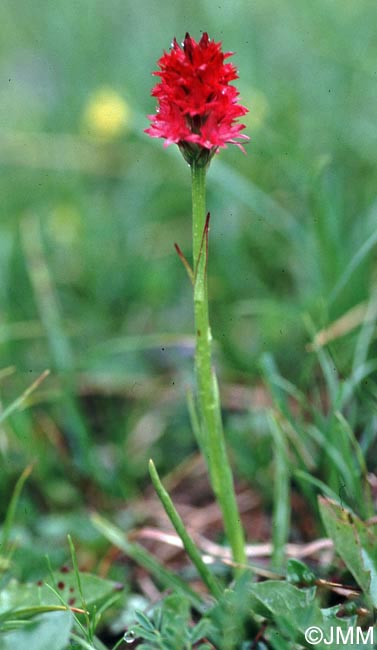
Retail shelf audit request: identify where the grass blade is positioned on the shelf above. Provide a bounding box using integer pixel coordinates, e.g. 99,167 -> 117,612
1,464 -> 33,551
330,226 -> 377,303
268,414 -> 290,571
0,370 -> 50,424
21,214 -> 92,472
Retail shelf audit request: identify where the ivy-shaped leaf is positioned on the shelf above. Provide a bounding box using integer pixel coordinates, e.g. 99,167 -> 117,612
0,610 -> 72,650
248,581 -> 359,650
0,570 -> 122,619
319,497 -> 377,606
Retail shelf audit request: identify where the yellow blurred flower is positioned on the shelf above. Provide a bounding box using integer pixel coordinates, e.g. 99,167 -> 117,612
83,87 -> 130,140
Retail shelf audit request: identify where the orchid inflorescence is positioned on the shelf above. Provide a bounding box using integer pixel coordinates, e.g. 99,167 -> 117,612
145,32 -> 249,166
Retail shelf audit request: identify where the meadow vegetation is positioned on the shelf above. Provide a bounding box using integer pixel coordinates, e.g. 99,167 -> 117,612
0,1 -> 376,648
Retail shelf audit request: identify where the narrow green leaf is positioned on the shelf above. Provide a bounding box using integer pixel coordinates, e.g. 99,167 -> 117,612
68,535 -> 88,615
148,459 -> 222,599
329,226 -> 377,304
1,464 -> 33,551
268,413 -> 290,571
294,470 -> 346,505
303,315 -> 339,407
0,371 -> 49,424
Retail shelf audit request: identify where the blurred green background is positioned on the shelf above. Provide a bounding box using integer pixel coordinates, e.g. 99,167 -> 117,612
1,0 -> 377,563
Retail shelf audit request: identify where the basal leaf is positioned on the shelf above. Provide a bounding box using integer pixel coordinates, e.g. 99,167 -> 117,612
249,581 -> 358,650
319,497 -> 377,606
0,571 -> 122,618
0,610 -> 72,650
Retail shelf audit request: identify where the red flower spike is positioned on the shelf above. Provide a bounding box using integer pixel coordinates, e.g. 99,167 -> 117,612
145,33 -> 249,166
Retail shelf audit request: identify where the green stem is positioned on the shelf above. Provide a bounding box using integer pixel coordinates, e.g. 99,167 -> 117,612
149,459 -> 222,599
191,161 -> 246,570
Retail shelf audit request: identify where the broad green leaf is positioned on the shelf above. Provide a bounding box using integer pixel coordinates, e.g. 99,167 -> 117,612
249,580 -> 317,622
0,610 -> 72,650
0,572 -> 122,618
248,581 -> 359,650
319,497 -> 377,606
